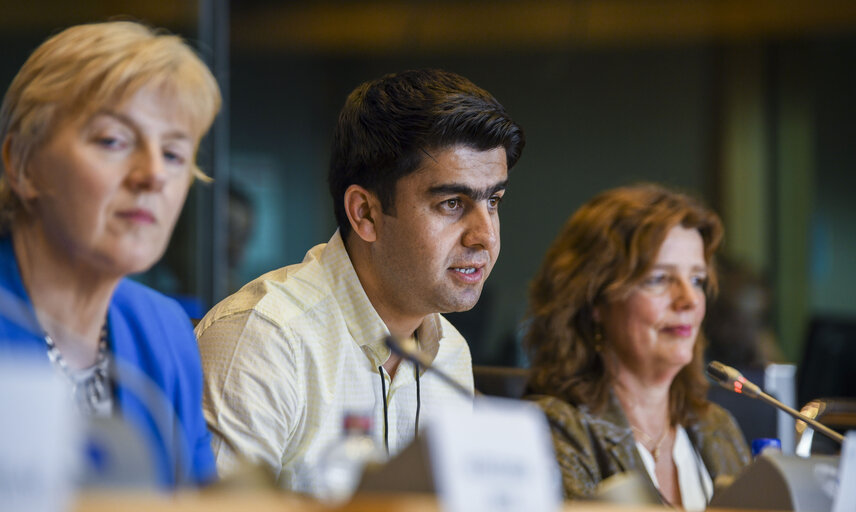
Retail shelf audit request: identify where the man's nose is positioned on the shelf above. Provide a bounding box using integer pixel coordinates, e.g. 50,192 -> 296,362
462,203 -> 498,250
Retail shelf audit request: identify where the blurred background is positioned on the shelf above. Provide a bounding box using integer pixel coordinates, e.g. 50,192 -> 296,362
2,0 -> 855,378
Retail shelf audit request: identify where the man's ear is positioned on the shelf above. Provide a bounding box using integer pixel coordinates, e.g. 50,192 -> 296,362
1,135 -> 38,201
344,184 -> 381,243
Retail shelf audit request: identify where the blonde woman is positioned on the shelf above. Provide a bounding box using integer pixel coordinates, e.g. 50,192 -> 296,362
0,21 -> 221,486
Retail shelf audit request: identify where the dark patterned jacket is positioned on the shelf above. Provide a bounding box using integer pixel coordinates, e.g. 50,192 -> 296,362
530,391 -> 751,500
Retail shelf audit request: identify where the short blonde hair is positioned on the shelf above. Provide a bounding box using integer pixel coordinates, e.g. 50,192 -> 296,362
0,21 -> 221,228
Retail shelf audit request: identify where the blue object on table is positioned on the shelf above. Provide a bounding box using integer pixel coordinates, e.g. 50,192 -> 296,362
751,437 -> 782,457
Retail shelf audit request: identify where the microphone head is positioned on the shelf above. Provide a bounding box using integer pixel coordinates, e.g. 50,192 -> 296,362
705,360 -> 733,384
385,336 -> 426,365
385,336 -> 404,356
705,360 -> 761,398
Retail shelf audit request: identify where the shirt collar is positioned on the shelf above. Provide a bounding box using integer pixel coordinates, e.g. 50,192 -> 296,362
585,389 -> 636,446
589,390 -> 649,474
320,230 -> 445,366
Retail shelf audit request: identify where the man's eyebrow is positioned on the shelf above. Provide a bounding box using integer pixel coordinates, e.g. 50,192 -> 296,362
427,180 -> 508,201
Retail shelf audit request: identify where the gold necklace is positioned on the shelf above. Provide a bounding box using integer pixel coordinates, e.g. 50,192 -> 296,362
630,424 -> 669,462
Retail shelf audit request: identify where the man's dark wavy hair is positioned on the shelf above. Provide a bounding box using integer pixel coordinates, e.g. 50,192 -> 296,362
328,69 -> 525,238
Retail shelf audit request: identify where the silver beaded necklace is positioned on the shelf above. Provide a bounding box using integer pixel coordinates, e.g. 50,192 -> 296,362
44,323 -> 113,417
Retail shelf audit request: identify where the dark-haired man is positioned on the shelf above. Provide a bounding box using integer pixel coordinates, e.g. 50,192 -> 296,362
196,69 -> 525,495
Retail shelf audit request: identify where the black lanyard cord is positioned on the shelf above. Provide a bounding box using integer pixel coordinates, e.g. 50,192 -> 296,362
377,361 -> 422,456
378,365 -> 389,455
414,362 -> 421,438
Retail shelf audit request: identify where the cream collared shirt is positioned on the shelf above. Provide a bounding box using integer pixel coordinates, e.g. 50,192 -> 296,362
196,231 -> 474,496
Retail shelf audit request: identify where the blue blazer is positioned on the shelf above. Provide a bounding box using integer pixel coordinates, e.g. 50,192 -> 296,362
0,236 -> 216,487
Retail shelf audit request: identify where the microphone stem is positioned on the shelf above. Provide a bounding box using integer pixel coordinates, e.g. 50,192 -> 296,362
758,391 -> 845,444
427,365 -> 477,398
386,336 -> 481,398
390,341 -> 480,398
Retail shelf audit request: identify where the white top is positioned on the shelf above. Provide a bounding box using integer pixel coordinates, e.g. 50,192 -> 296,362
636,425 -> 714,511
196,231 -> 474,496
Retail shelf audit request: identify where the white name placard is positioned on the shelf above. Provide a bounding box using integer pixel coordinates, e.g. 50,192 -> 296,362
833,431 -> 856,512
0,358 -> 79,512
426,396 -> 561,512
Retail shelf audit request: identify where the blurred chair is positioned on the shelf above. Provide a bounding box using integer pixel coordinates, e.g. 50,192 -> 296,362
472,366 -> 529,399
798,316 -> 856,407
795,397 -> 856,456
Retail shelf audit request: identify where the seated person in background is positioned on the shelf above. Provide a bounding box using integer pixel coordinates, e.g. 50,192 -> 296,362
196,69 -> 525,495
0,21 -> 221,487
704,256 -> 783,371
525,184 -> 749,509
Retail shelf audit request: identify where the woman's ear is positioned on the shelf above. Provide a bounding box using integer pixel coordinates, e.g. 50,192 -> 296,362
2,135 -> 38,201
343,184 -> 380,243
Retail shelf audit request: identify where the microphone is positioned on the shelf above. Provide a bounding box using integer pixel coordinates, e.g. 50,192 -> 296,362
706,361 -> 844,445
706,360 -> 763,398
385,336 -> 480,399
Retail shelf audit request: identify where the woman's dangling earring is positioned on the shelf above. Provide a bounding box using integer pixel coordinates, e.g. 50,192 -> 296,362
594,325 -> 604,352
